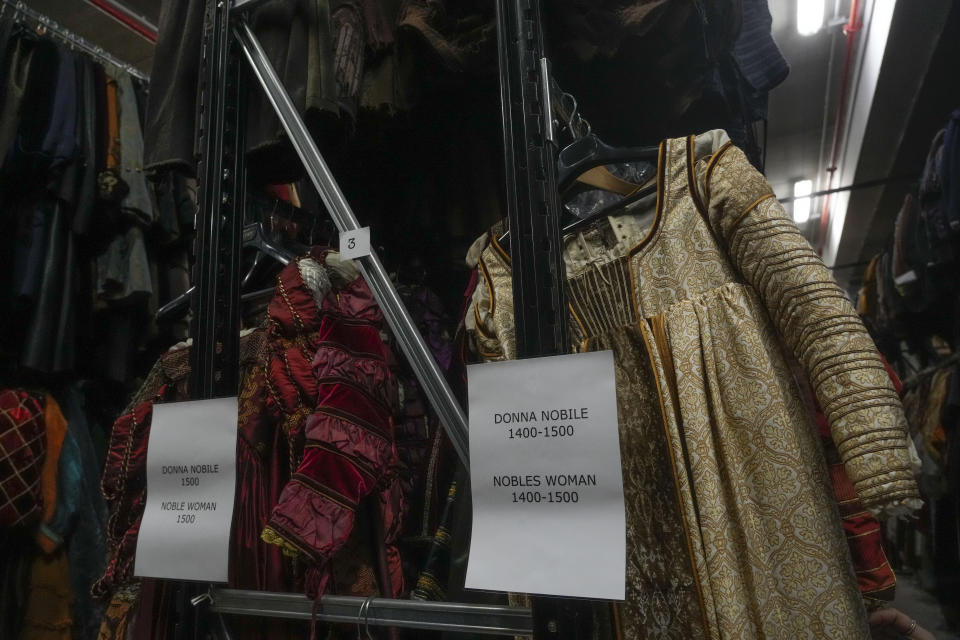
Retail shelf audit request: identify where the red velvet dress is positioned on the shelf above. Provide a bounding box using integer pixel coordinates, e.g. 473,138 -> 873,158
263,252 -> 406,599
95,252 -> 419,638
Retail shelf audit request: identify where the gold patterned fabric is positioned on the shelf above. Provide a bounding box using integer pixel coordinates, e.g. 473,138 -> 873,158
592,321 -> 708,638
465,131 -> 921,639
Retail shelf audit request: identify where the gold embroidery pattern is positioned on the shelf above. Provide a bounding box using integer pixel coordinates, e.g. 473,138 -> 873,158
466,130 -> 916,640
662,283 -> 866,637
708,144 -> 919,515
629,138 -> 741,320
587,323 -> 708,639
467,243 -> 516,361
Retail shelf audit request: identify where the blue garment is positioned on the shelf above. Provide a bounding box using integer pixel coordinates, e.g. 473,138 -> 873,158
918,128 -> 956,265
699,0 -> 789,168
3,37 -> 58,183
39,46 -> 78,166
941,108 -> 960,235
0,34 -> 38,173
47,386 -> 108,640
733,0 -> 790,120
11,196 -> 50,301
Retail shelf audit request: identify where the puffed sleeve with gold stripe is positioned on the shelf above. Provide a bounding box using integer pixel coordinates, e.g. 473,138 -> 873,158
464,231 -> 517,362
702,138 -> 921,517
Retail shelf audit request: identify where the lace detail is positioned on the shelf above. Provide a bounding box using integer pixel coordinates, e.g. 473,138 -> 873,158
297,257 -> 331,308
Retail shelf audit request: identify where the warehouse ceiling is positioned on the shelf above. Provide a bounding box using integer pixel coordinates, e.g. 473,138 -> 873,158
764,0 -> 958,292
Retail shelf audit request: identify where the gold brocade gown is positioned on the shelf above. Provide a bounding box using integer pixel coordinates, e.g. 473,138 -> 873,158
466,131 -> 921,639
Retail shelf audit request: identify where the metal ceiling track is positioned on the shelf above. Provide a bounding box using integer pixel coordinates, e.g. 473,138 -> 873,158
85,0 -> 158,42
0,0 -> 149,80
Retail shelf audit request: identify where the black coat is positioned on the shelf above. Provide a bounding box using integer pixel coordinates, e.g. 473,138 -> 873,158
143,0 -> 341,185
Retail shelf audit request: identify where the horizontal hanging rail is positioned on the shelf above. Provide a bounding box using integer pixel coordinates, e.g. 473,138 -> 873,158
1,0 -> 149,81
209,589 -> 533,636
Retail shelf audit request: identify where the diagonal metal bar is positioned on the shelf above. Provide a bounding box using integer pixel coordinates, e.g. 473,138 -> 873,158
233,19 -> 470,466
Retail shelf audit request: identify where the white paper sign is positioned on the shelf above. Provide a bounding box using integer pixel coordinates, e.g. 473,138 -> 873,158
465,351 -> 625,600
135,397 -> 238,583
339,226 -> 371,260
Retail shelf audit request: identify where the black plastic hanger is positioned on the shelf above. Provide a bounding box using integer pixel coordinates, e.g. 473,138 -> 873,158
498,135 -> 659,247
556,134 -> 659,193
156,223 -> 305,323
498,83 -> 660,248
242,221 -> 304,265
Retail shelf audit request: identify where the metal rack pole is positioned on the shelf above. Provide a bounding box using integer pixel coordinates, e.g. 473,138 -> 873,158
233,19 -> 470,467
495,1 -> 594,638
494,0 -> 570,359
190,0 -> 246,400
183,0 -> 248,635
209,589 -> 533,636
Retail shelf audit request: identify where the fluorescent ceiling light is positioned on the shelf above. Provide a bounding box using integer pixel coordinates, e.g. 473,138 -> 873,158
793,179 -> 813,224
797,0 -> 824,36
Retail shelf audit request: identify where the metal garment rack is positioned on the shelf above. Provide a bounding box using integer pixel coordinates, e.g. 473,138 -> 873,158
493,1 -> 593,638
188,0 -> 578,635
0,0 -> 149,80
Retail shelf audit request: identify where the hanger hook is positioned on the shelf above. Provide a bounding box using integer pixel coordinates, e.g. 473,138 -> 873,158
189,588 -> 213,607
579,117 -> 592,138
356,596 -> 376,640
363,596 -> 375,640
560,93 -> 579,136
558,91 -> 592,140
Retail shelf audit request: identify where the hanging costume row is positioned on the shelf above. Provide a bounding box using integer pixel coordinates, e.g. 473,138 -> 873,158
0,1 -> 931,639
856,109 -> 960,634
0,389 -> 108,640
0,21 -> 196,386
0,19 -> 180,640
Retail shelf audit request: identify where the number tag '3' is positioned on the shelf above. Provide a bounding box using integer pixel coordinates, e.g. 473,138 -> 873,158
340,227 -> 371,260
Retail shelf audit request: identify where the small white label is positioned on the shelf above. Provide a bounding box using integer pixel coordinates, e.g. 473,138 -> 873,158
135,397 -> 238,583
894,270 -> 918,286
339,227 -> 371,260
465,351 -> 625,600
